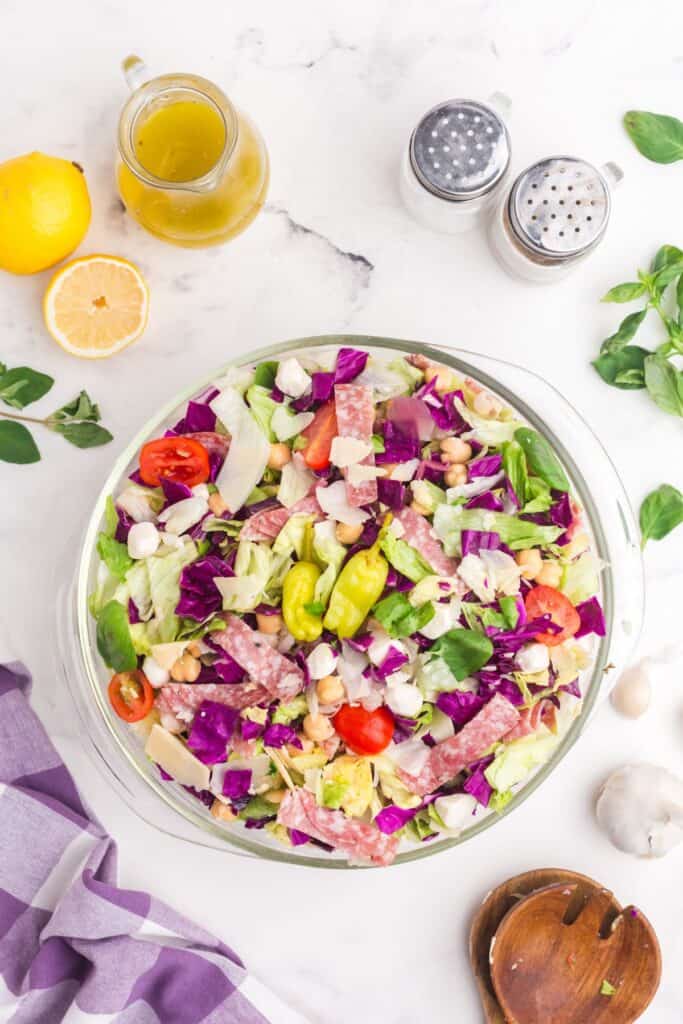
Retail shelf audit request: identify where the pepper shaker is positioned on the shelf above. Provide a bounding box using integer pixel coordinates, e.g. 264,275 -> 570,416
488,156 -> 623,283
399,95 -> 512,234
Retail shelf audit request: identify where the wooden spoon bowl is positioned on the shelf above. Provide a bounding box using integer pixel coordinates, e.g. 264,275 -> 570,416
470,869 -> 661,1024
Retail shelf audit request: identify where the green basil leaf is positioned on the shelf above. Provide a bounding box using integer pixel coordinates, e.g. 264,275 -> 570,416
96,533 -> 133,582
429,628 -> 493,682
0,367 -> 54,409
592,345 -> 649,390
252,361 -> 279,389
614,368 -> 646,387
652,245 -> 683,273
654,260 -> 683,291
501,440 -> 528,505
53,421 -> 114,448
372,592 -> 435,639
644,354 -> 683,416
639,484 -> 683,547
601,282 -> 647,303
96,599 -> 138,671
513,427 -> 569,492
600,309 -> 648,354
0,421 -> 41,464
624,110 -> 683,164
51,389 -> 101,423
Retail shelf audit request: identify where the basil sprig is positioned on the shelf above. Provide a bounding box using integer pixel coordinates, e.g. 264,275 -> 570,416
0,359 -> 113,464
639,484 -> 683,548
592,246 -> 683,416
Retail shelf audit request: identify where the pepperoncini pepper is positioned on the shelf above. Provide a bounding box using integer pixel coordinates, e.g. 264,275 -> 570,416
281,522 -> 325,642
323,522 -> 390,638
282,561 -> 323,642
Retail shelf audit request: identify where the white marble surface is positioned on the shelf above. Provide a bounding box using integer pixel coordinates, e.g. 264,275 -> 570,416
2,0 -> 683,1020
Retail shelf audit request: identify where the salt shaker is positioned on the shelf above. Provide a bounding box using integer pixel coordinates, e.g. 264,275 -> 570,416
399,95 -> 512,234
488,156 -> 623,284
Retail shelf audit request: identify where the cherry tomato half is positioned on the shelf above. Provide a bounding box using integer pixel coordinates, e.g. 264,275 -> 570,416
524,584 -> 581,647
139,436 -> 210,488
333,704 -> 394,755
108,670 -> 154,723
301,400 -> 338,471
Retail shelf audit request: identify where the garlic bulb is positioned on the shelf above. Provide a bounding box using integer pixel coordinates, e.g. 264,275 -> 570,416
610,659 -> 651,718
596,763 -> 683,857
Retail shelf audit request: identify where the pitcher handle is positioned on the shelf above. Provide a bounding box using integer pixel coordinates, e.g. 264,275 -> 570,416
122,54 -> 152,92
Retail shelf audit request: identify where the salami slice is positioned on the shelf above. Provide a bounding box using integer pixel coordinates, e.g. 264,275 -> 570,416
240,494 -> 322,542
399,693 -> 520,795
334,383 -> 378,507
277,788 -> 399,866
155,681 -> 268,724
395,506 -> 458,576
504,699 -> 556,742
212,615 -> 305,701
183,431 -> 230,459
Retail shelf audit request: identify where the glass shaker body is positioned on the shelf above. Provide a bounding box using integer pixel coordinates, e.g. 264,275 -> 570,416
399,95 -> 511,235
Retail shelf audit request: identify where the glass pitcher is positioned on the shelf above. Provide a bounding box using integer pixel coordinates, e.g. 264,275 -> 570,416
116,56 -> 269,248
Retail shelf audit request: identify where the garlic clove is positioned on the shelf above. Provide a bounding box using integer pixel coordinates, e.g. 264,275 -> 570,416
610,659 -> 651,718
596,763 -> 683,858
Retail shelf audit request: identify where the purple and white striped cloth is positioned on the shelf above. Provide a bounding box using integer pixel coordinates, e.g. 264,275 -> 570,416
0,663 -> 306,1024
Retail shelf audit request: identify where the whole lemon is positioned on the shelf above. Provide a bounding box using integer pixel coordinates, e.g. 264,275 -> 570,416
0,152 -> 91,275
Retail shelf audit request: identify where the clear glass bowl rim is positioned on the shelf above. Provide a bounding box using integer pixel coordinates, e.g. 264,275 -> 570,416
72,334 -> 642,868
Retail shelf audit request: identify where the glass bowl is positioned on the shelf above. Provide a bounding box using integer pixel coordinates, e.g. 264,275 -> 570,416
56,336 -> 644,867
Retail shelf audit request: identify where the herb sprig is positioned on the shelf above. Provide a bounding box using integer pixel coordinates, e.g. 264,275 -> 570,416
0,361 -> 113,464
592,246 -> 683,417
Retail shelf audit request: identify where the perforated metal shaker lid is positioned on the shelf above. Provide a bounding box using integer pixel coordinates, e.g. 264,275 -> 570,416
410,99 -> 511,202
508,157 -> 614,260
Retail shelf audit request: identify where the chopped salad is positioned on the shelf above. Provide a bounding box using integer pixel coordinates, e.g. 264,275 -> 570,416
90,346 -> 606,866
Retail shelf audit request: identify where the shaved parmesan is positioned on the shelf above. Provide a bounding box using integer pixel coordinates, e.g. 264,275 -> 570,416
389,459 -> 420,482
158,496 -> 208,535
278,453 -> 315,508
330,436 -> 373,468
211,386 -> 271,514
271,405 -> 314,442
150,641 -> 188,671
145,725 -> 210,790
275,357 -> 311,399
347,463 -> 386,487
316,480 -> 369,526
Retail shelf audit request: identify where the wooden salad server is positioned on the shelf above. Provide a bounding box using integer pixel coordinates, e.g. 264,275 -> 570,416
469,868 -> 661,1024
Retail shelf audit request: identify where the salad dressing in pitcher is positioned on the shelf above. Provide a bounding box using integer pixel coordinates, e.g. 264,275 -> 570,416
117,57 -> 269,248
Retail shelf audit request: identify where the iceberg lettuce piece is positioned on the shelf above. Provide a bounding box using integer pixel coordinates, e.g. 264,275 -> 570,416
485,732 -> 560,793
434,505 -> 562,555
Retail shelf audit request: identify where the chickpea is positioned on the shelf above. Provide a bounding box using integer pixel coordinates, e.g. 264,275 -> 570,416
444,464 -> 468,488
207,492 -> 228,516
565,531 -> 590,560
410,499 -> 431,517
186,641 -> 202,658
424,364 -> 453,395
211,799 -> 236,822
316,674 -> 345,704
515,548 -> 543,580
263,788 -> 286,805
380,462 -> 398,477
170,651 -> 200,683
536,561 -> 563,588
256,612 -> 282,634
472,391 -> 502,419
439,437 -> 472,465
303,713 -> 334,743
267,443 -> 292,471
335,521 -> 363,545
